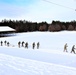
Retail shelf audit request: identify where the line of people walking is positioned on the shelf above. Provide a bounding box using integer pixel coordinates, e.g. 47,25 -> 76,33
0,40 -> 40,49
1,41 -> 75,54
18,41 -> 40,49
0,40 -> 10,47
64,43 -> 76,54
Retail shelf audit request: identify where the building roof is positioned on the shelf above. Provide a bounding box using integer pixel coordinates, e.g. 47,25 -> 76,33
0,26 -> 15,32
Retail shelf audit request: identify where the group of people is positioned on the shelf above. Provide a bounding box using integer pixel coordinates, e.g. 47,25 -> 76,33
1,41 -> 75,53
64,43 -> 76,54
0,40 -> 40,49
18,41 -> 40,49
0,40 -> 10,47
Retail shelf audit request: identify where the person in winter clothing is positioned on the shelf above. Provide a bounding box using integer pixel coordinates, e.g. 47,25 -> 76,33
64,43 -> 68,52
25,42 -> 28,48
4,40 -> 7,46
32,42 -> 35,49
1,41 -> 3,46
18,41 -> 21,48
37,42 -> 40,49
22,41 -> 25,47
70,45 -> 76,54
7,42 -> 10,47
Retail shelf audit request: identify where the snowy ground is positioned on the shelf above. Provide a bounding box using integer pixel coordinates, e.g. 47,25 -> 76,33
0,31 -> 76,75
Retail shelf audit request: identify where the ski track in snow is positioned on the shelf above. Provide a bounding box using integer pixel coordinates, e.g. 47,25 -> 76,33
0,46 -> 76,68
0,54 -> 76,75
0,31 -> 76,75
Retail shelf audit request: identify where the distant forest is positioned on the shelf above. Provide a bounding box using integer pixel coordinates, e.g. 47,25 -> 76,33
0,19 -> 76,32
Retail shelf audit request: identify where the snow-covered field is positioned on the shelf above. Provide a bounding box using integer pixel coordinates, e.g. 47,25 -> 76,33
0,31 -> 76,75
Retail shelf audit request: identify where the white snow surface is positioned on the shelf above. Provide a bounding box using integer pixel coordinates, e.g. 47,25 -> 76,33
0,26 -> 15,32
0,31 -> 76,75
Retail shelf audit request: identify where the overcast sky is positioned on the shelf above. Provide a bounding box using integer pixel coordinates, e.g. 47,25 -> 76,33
0,0 -> 76,23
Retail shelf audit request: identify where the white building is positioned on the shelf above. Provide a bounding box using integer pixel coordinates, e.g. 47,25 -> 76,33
0,26 -> 16,37
0,26 -> 15,32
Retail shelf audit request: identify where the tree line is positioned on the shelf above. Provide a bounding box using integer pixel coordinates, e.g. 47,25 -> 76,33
0,19 -> 76,32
